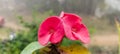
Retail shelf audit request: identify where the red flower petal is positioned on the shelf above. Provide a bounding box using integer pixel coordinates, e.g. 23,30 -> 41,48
50,19 -> 64,43
38,33 -> 52,45
72,24 -> 90,43
61,12 -> 82,26
38,16 -> 64,45
50,25 -> 64,43
61,13 -> 82,40
62,22 -> 78,40
61,12 -> 90,43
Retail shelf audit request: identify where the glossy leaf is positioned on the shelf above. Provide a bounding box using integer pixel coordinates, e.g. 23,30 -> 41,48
21,41 -> 44,54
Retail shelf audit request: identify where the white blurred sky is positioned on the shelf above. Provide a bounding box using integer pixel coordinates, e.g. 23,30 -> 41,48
105,0 -> 120,11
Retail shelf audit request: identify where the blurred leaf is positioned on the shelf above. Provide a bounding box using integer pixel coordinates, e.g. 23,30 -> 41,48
88,27 -> 96,35
0,11 -> 54,54
115,18 -> 120,33
59,44 -> 91,54
115,18 -> 120,54
21,41 -> 44,54
61,38 -> 82,46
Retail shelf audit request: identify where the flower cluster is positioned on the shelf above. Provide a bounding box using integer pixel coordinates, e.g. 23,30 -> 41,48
38,12 -> 90,46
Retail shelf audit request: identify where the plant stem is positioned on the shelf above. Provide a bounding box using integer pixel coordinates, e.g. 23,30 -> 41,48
48,44 -> 60,54
115,18 -> 120,54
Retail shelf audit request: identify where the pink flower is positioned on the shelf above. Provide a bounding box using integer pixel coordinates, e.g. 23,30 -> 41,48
38,12 -> 90,46
60,12 -> 90,43
38,16 -> 64,45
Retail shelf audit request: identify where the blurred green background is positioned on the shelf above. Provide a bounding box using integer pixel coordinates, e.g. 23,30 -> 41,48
0,0 -> 118,54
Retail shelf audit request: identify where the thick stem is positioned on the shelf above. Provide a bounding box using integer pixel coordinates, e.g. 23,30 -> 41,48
48,44 -> 60,54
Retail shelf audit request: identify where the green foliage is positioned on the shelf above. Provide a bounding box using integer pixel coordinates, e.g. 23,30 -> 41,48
21,41 -> 44,54
88,27 -> 96,35
61,38 -> 82,46
0,10 -> 94,54
0,11 -> 54,54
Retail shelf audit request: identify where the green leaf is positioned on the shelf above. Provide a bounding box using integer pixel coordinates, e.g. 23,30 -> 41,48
61,38 -> 82,46
21,41 -> 44,54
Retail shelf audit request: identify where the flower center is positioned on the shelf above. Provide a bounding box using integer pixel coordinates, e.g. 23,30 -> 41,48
72,27 -> 77,32
49,29 -> 54,34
